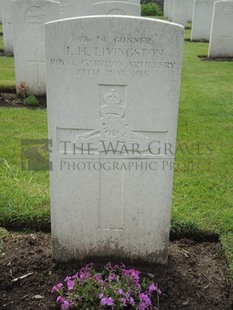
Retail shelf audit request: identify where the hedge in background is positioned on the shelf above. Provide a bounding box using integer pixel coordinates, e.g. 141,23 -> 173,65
141,2 -> 163,16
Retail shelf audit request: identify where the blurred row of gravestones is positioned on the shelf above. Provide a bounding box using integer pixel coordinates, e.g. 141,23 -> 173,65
0,0 -> 232,96
164,0 -> 233,58
0,0 -> 141,95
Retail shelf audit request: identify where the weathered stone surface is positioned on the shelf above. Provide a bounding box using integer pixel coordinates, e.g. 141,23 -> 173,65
191,0 -> 216,41
208,1 -> 233,57
0,0 -> 14,54
45,16 -> 184,264
12,0 -> 59,96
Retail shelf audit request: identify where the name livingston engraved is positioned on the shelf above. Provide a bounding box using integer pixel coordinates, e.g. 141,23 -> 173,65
49,36 -> 176,77
65,46 -> 163,58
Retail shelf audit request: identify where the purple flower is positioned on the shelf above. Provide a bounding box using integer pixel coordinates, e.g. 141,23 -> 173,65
122,269 -> 140,282
108,273 -> 117,281
94,274 -> 102,282
139,293 -> 152,310
71,273 -> 79,279
148,283 -> 162,296
99,293 -> 104,299
79,271 -> 91,280
56,296 -> 64,303
118,289 -> 124,295
148,283 -> 156,293
156,288 -> 162,295
51,283 -> 63,293
61,300 -> 72,309
139,293 -> 151,303
80,263 -> 93,273
120,297 -> 127,306
67,279 -> 75,291
129,297 -> 135,305
100,297 -> 114,306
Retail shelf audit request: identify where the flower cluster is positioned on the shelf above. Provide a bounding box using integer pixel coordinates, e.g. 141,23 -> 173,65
16,81 -> 28,98
51,263 -> 161,309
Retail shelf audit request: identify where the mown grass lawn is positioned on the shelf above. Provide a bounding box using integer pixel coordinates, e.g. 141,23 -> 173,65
0,23 -> 3,51
0,24 -> 233,275
0,23 -> 15,89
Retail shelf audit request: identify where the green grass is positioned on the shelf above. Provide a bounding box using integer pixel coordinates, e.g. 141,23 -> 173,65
0,23 -> 15,90
173,39 -> 233,235
0,56 -> 15,90
0,23 -> 3,51
0,109 -> 50,231
0,39 -> 3,52
0,26 -> 233,276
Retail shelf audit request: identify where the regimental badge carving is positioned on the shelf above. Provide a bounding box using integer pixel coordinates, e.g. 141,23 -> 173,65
74,86 -> 149,144
24,6 -> 46,28
107,9 -> 125,15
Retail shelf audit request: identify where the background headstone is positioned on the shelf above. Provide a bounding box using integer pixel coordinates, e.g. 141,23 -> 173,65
191,0 -> 216,41
167,0 -> 174,20
12,0 -> 60,96
172,0 -> 194,26
0,0 -> 14,55
163,0 -> 169,17
208,1 -> 233,57
92,1 -> 141,16
77,0 -> 140,16
45,16 -> 184,263
58,0 -> 78,18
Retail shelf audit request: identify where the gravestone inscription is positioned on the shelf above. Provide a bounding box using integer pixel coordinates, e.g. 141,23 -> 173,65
45,16 -> 184,263
12,0 -> 59,96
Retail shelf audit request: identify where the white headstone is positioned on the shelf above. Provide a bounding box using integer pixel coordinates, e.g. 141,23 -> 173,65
59,0 -> 78,18
167,0 -> 174,20
0,10 -> 2,23
92,1 -> 141,16
164,0 -> 169,17
45,16 -> 184,264
172,0 -> 194,26
12,0 -> 59,96
77,0 -> 140,16
208,1 -> 233,57
0,0 -> 14,54
191,0 -> 216,41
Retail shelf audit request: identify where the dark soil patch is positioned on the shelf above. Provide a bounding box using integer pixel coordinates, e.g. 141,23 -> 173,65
198,55 -> 233,62
184,39 -> 209,43
0,233 -> 232,310
0,51 -> 13,57
0,92 -> 46,109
